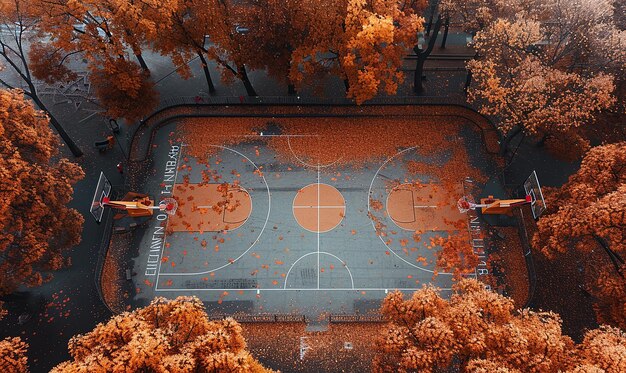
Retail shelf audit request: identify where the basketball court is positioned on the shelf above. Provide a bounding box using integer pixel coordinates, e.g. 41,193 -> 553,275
96,114 -> 516,318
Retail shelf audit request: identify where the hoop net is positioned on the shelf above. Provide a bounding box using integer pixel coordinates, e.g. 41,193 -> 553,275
158,197 -> 178,216
457,195 -> 477,213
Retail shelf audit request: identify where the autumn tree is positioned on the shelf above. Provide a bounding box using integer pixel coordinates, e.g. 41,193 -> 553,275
466,0 -> 624,158
201,0 -> 260,96
532,142 -> 626,329
290,0 -> 423,102
0,89 -> 84,295
374,278 -> 575,372
90,58 -> 158,122
0,0 -> 82,156
235,0 -> 308,95
412,12 -> 441,94
37,0 -> 176,73
342,0 -> 422,103
35,0 -> 160,121
0,337 -> 28,373
374,279 -> 626,372
154,0 -> 265,96
438,0 -> 540,36
468,51 -> 615,157
51,296 -> 273,372
98,0 -> 177,73
566,326 -> 626,372
152,0 -> 217,93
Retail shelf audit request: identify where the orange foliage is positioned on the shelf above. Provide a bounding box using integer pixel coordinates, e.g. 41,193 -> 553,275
37,0 -> 175,64
438,0 -> 508,35
178,117 -> 262,159
0,89 -> 84,295
433,233 -> 479,278
289,0 -> 422,103
99,0 -> 177,59
465,1 -> 625,158
533,142 -> 626,329
231,0 -> 305,85
28,42 -> 78,84
567,326 -> 626,373
152,0 -> 210,81
0,337 -> 28,373
468,52 -> 615,152
90,58 -> 158,122
51,296 -> 272,373
376,277 -> 626,373
342,0 -> 422,103
36,0 -> 161,121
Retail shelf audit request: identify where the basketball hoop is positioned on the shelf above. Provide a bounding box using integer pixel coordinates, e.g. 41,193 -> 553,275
158,197 -> 178,216
457,194 -> 531,214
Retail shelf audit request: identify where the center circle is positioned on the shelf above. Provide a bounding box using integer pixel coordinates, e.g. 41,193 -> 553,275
292,183 -> 345,233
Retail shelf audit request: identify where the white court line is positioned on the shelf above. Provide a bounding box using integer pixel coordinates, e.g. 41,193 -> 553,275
158,145 -> 271,277
283,251 -> 355,290
155,287 -> 452,292
293,205 -> 346,209
155,143 -> 185,290
192,186 -> 253,232
367,146 -> 452,276
291,182 -> 346,233
414,205 -> 437,208
317,168 -> 320,290
287,137 -> 342,168
244,134 -> 317,137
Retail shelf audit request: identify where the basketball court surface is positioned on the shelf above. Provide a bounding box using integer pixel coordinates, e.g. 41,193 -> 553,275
124,116 -> 497,318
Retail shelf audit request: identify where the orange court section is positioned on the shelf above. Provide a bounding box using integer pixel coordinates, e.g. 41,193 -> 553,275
293,183 -> 345,233
168,183 -> 252,232
387,183 -> 465,231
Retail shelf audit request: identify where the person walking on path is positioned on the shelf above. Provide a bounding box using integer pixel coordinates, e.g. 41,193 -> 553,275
116,162 -> 123,174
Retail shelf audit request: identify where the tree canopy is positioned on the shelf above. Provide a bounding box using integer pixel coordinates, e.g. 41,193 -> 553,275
35,0 -> 160,121
466,0 -> 623,157
0,336 -> 28,373
0,89 -> 84,295
533,142 -> 626,329
51,296 -> 272,372
375,278 -> 626,372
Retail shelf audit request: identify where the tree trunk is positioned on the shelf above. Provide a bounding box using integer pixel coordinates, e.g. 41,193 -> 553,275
288,83 -> 296,95
594,235 -> 625,277
464,69 -> 472,94
413,16 -> 443,94
464,52 -> 479,95
426,4 -> 435,36
197,52 -> 216,93
413,52 -> 427,94
135,53 -> 149,74
343,79 -> 350,93
32,96 -> 83,157
238,65 -> 257,96
440,17 -> 450,48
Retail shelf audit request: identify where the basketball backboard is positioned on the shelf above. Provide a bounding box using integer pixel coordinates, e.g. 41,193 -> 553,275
90,171 -> 112,223
523,170 -> 546,219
